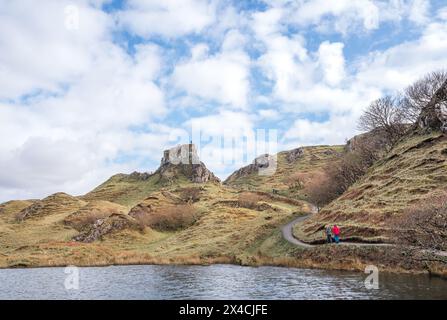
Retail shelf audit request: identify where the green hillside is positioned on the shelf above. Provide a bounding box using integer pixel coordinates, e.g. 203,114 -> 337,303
225,145 -> 344,199
294,131 -> 447,243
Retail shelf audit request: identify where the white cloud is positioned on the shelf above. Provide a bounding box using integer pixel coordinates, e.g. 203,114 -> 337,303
283,114 -> 359,148
186,110 -> 254,138
288,0 -> 380,34
117,0 -> 216,37
0,0 -> 112,100
408,0 -> 431,25
171,32 -> 251,109
257,109 -> 281,121
355,18 -> 447,92
317,42 -> 346,86
0,1 -> 170,201
1,0 -> 447,201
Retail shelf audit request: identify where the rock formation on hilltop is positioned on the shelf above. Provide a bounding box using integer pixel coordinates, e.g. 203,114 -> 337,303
286,148 -> 304,163
345,129 -> 390,153
156,144 -> 220,184
224,153 -> 277,183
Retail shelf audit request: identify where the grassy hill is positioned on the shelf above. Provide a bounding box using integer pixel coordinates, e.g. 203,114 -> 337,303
0,181 -> 311,268
81,172 -> 172,207
293,131 -> 447,243
224,145 -> 344,199
1,139 -> 446,275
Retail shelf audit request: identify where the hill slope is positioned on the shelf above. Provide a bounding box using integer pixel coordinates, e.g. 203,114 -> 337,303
0,181 -> 312,268
82,144 -> 219,207
0,143 -> 313,268
294,131 -> 447,243
224,145 -> 344,199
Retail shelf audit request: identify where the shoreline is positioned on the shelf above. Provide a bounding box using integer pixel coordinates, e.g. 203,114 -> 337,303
1,254 -> 445,279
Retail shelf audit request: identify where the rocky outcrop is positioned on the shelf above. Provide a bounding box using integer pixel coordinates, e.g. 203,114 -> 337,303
64,200 -> 128,230
224,154 -> 276,183
161,144 -> 200,165
417,79 -> 447,133
16,193 -> 86,221
346,129 -> 390,153
129,171 -> 152,180
73,213 -> 138,243
156,144 -> 220,183
285,148 -> 304,163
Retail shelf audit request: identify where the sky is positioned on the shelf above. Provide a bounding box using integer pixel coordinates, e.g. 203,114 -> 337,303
1,0 -> 447,202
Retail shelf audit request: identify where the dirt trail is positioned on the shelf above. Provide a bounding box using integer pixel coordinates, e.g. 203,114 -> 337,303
281,212 -> 392,248
281,205 -> 447,263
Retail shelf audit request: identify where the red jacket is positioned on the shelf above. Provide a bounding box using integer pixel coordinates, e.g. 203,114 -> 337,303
332,226 -> 340,236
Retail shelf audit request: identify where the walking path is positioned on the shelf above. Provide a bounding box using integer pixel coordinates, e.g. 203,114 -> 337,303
280,204 -> 447,265
281,213 -> 392,248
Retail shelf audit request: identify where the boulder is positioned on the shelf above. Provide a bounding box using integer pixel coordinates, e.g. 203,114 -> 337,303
285,148 -> 304,163
73,213 -> 138,243
417,79 -> 447,133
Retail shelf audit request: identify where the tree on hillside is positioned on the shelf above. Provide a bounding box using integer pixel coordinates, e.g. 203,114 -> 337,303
304,172 -> 337,212
403,70 -> 447,123
358,96 -> 408,147
305,136 -> 383,210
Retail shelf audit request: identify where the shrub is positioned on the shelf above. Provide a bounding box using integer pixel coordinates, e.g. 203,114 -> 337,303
391,192 -> 447,251
237,192 -> 262,209
133,205 -> 198,231
304,172 -> 336,211
179,187 -> 201,203
285,172 -> 307,190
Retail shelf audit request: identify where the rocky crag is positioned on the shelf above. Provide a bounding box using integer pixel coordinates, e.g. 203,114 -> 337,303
156,144 -> 220,184
417,79 -> 447,133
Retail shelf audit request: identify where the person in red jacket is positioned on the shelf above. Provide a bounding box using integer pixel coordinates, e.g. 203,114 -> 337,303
332,225 -> 340,244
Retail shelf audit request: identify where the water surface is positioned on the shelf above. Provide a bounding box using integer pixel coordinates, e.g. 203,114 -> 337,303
0,264 -> 446,299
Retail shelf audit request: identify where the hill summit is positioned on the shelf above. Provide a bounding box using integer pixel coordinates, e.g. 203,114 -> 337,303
82,143 -> 219,206
156,144 -> 220,184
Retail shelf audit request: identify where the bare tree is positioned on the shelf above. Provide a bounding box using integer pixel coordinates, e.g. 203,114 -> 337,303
403,70 -> 447,123
304,172 -> 337,212
358,96 -> 408,147
305,138 -> 382,210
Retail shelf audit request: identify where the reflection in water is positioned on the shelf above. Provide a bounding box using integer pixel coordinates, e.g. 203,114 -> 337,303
0,264 -> 446,300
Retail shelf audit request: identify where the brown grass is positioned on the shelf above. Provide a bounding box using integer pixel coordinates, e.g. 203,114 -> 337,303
237,192 -> 262,209
390,190 -> 447,251
133,204 -> 198,231
179,187 -> 202,203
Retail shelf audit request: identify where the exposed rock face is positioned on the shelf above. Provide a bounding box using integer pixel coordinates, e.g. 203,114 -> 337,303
16,201 -> 45,220
73,213 -> 138,243
64,200 -> 127,230
285,148 -> 304,163
417,79 -> 447,133
161,144 -> 200,165
346,129 -> 390,153
129,171 -> 152,180
156,144 -> 220,183
224,154 -> 276,183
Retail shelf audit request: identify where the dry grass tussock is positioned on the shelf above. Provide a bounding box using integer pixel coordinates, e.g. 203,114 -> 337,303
133,204 -> 198,231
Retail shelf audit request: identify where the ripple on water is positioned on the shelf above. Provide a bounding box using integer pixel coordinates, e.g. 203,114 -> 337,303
0,264 -> 446,300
